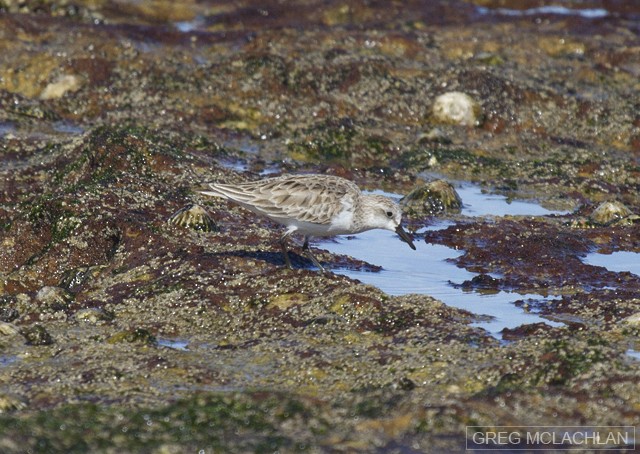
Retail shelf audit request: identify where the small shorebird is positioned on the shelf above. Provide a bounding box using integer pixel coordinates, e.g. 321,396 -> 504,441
200,174 -> 416,271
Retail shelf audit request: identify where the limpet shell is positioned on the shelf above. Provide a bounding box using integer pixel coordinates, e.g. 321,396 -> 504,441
168,204 -> 217,232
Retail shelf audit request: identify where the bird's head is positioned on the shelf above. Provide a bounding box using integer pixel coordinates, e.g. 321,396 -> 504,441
362,195 -> 416,250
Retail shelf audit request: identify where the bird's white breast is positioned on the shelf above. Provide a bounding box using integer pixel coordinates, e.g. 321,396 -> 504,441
284,197 -> 354,237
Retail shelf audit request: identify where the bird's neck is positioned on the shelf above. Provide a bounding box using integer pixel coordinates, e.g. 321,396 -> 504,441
351,195 -> 375,232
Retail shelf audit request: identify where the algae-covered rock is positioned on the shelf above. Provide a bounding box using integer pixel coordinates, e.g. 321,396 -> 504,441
287,119 -> 395,168
74,308 -> 114,324
20,325 -> 54,346
107,328 -> 156,345
589,201 -> 634,225
401,180 -> 462,217
0,296 -> 19,322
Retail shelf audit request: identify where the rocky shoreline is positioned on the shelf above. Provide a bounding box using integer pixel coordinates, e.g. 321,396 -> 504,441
1,1 -> 639,451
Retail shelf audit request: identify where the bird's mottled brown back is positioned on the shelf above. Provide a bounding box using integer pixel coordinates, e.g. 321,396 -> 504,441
208,174 -> 360,225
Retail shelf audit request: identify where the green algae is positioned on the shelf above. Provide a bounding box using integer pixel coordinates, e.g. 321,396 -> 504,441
0,393 -> 318,453
288,119 -> 358,164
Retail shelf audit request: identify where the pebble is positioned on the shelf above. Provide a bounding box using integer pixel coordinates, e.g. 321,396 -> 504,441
36,286 -> 74,310
432,91 -> 480,126
75,308 -> 114,324
40,74 -> 81,100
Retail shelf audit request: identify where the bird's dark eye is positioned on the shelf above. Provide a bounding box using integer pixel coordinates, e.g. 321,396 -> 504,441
386,211 -> 393,218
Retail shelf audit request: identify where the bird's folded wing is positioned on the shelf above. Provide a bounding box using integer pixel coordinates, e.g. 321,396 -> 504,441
202,179 -> 350,225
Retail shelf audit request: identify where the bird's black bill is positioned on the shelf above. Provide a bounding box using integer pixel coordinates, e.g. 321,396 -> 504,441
395,225 -> 416,250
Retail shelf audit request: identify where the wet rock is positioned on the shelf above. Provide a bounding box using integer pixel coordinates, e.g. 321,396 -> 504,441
0,295 -> 20,322
460,274 -> 501,292
20,324 -> 54,345
107,328 -> 156,345
35,286 -> 74,311
417,128 -> 452,144
501,322 -> 554,341
427,218 -> 602,290
168,204 -> 217,232
589,201 -> 634,225
59,266 -> 101,292
1,0 -> 640,448
393,377 -> 416,391
432,92 -> 481,126
401,180 -> 462,217
74,308 -> 114,324
0,307 -> 19,323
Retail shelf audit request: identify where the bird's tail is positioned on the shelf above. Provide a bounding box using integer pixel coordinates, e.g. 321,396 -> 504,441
199,183 -> 254,203
198,184 -> 227,199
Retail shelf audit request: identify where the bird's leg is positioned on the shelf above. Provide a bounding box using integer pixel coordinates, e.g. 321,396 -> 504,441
302,236 -> 325,272
279,231 -> 293,269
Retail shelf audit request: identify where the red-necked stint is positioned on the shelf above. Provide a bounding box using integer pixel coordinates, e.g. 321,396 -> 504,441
200,174 -> 416,271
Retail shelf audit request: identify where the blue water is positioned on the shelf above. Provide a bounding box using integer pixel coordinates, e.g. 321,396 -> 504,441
319,184 -> 568,337
320,226 -> 564,337
0,356 -> 18,367
582,251 -> 640,277
0,121 -> 16,137
157,338 -> 189,351
457,185 -> 566,217
627,349 -> 640,361
476,6 -> 608,19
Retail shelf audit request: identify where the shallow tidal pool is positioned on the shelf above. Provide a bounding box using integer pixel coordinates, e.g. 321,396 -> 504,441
320,183 -> 569,337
